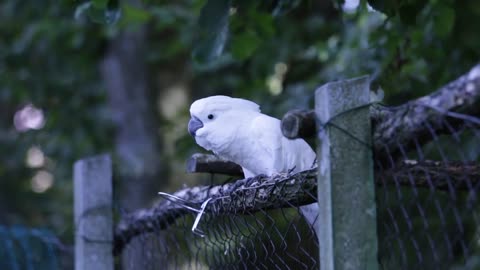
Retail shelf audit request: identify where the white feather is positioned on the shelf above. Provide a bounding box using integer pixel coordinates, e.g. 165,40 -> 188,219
189,96 -> 319,228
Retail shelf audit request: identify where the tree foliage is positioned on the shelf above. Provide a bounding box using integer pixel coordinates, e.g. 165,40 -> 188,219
0,0 -> 479,265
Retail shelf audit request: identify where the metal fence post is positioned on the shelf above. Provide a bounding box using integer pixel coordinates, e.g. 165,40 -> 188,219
74,154 -> 114,270
316,76 -> 378,270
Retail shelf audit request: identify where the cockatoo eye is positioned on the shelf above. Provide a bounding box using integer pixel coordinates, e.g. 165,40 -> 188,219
207,114 -> 214,120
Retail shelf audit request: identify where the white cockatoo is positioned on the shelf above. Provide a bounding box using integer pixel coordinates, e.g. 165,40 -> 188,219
188,95 -> 318,228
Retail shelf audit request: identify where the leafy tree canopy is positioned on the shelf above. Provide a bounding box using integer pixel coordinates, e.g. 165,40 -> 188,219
0,0 -> 479,255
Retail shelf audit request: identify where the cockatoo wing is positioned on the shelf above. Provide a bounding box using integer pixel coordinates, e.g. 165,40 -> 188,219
248,113 -> 316,175
250,113 -> 318,229
241,167 -> 256,179
248,114 -> 285,176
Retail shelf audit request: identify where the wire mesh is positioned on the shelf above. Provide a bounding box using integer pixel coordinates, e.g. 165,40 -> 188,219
0,225 -> 64,270
114,172 -> 319,270
120,208 -> 318,270
114,107 -> 480,270
375,110 -> 480,270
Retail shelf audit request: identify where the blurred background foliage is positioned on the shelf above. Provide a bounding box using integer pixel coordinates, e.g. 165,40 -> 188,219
0,0 -> 479,267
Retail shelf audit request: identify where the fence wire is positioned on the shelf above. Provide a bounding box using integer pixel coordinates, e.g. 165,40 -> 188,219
375,111 -> 480,270
116,171 -> 319,270
115,108 -> 480,270
0,225 -> 65,270
120,208 -> 318,270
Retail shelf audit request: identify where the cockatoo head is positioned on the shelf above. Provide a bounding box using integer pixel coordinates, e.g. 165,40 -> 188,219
188,95 -> 260,153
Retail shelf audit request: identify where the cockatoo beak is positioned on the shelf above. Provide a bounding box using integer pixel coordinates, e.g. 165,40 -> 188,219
188,116 -> 203,137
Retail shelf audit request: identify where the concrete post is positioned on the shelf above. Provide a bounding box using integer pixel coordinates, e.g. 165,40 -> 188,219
74,154 -> 113,270
316,76 -> 378,270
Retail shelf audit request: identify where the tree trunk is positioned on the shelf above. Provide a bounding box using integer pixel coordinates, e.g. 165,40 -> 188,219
101,27 -> 166,211
100,21 -> 167,269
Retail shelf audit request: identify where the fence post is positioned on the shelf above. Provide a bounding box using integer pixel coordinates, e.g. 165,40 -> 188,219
74,154 -> 114,270
315,76 -> 378,270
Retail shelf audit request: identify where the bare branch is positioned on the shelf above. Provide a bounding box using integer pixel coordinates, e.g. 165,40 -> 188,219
186,153 -> 243,176
114,169 -> 317,255
377,160 -> 480,191
114,159 -> 480,255
372,64 -> 480,160
281,109 -> 317,139
280,64 -> 480,160
114,64 -> 480,255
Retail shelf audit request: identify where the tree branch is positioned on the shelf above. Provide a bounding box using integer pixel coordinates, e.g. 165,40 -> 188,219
281,109 -> 317,139
186,153 -> 243,176
114,169 -> 317,255
377,160 -> 480,191
372,64 -> 480,160
281,64 -> 480,161
101,28 -> 166,211
114,158 -> 480,255
114,64 -> 480,255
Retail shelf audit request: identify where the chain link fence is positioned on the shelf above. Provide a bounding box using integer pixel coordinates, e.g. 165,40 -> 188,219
376,111 -> 480,270
75,66 -> 480,269
0,225 -> 66,270
114,110 -> 480,270
120,206 -> 318,269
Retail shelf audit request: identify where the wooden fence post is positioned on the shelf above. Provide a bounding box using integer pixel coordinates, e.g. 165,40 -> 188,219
74,154 -> 113,270
316,76 -> 379,270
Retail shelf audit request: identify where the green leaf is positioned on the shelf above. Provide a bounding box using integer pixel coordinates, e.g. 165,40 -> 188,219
74,2 -> 93,20
433,5 -> 455,37
192,0 -> 231,64
398,0 -> 428,25
122,4 -> 151,25
230,30 -> 261,60
369,0 -> 428,22
92,0 -> 108,9
367,0 -> 396,16
272,0 -> 301,16
74,0 -> 121,25
103,8 -> 121,25
251,12 -> 275,38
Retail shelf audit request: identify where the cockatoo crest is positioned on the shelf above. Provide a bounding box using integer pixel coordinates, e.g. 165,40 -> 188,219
190,95 -> 260,115
188,96 -> 261,154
